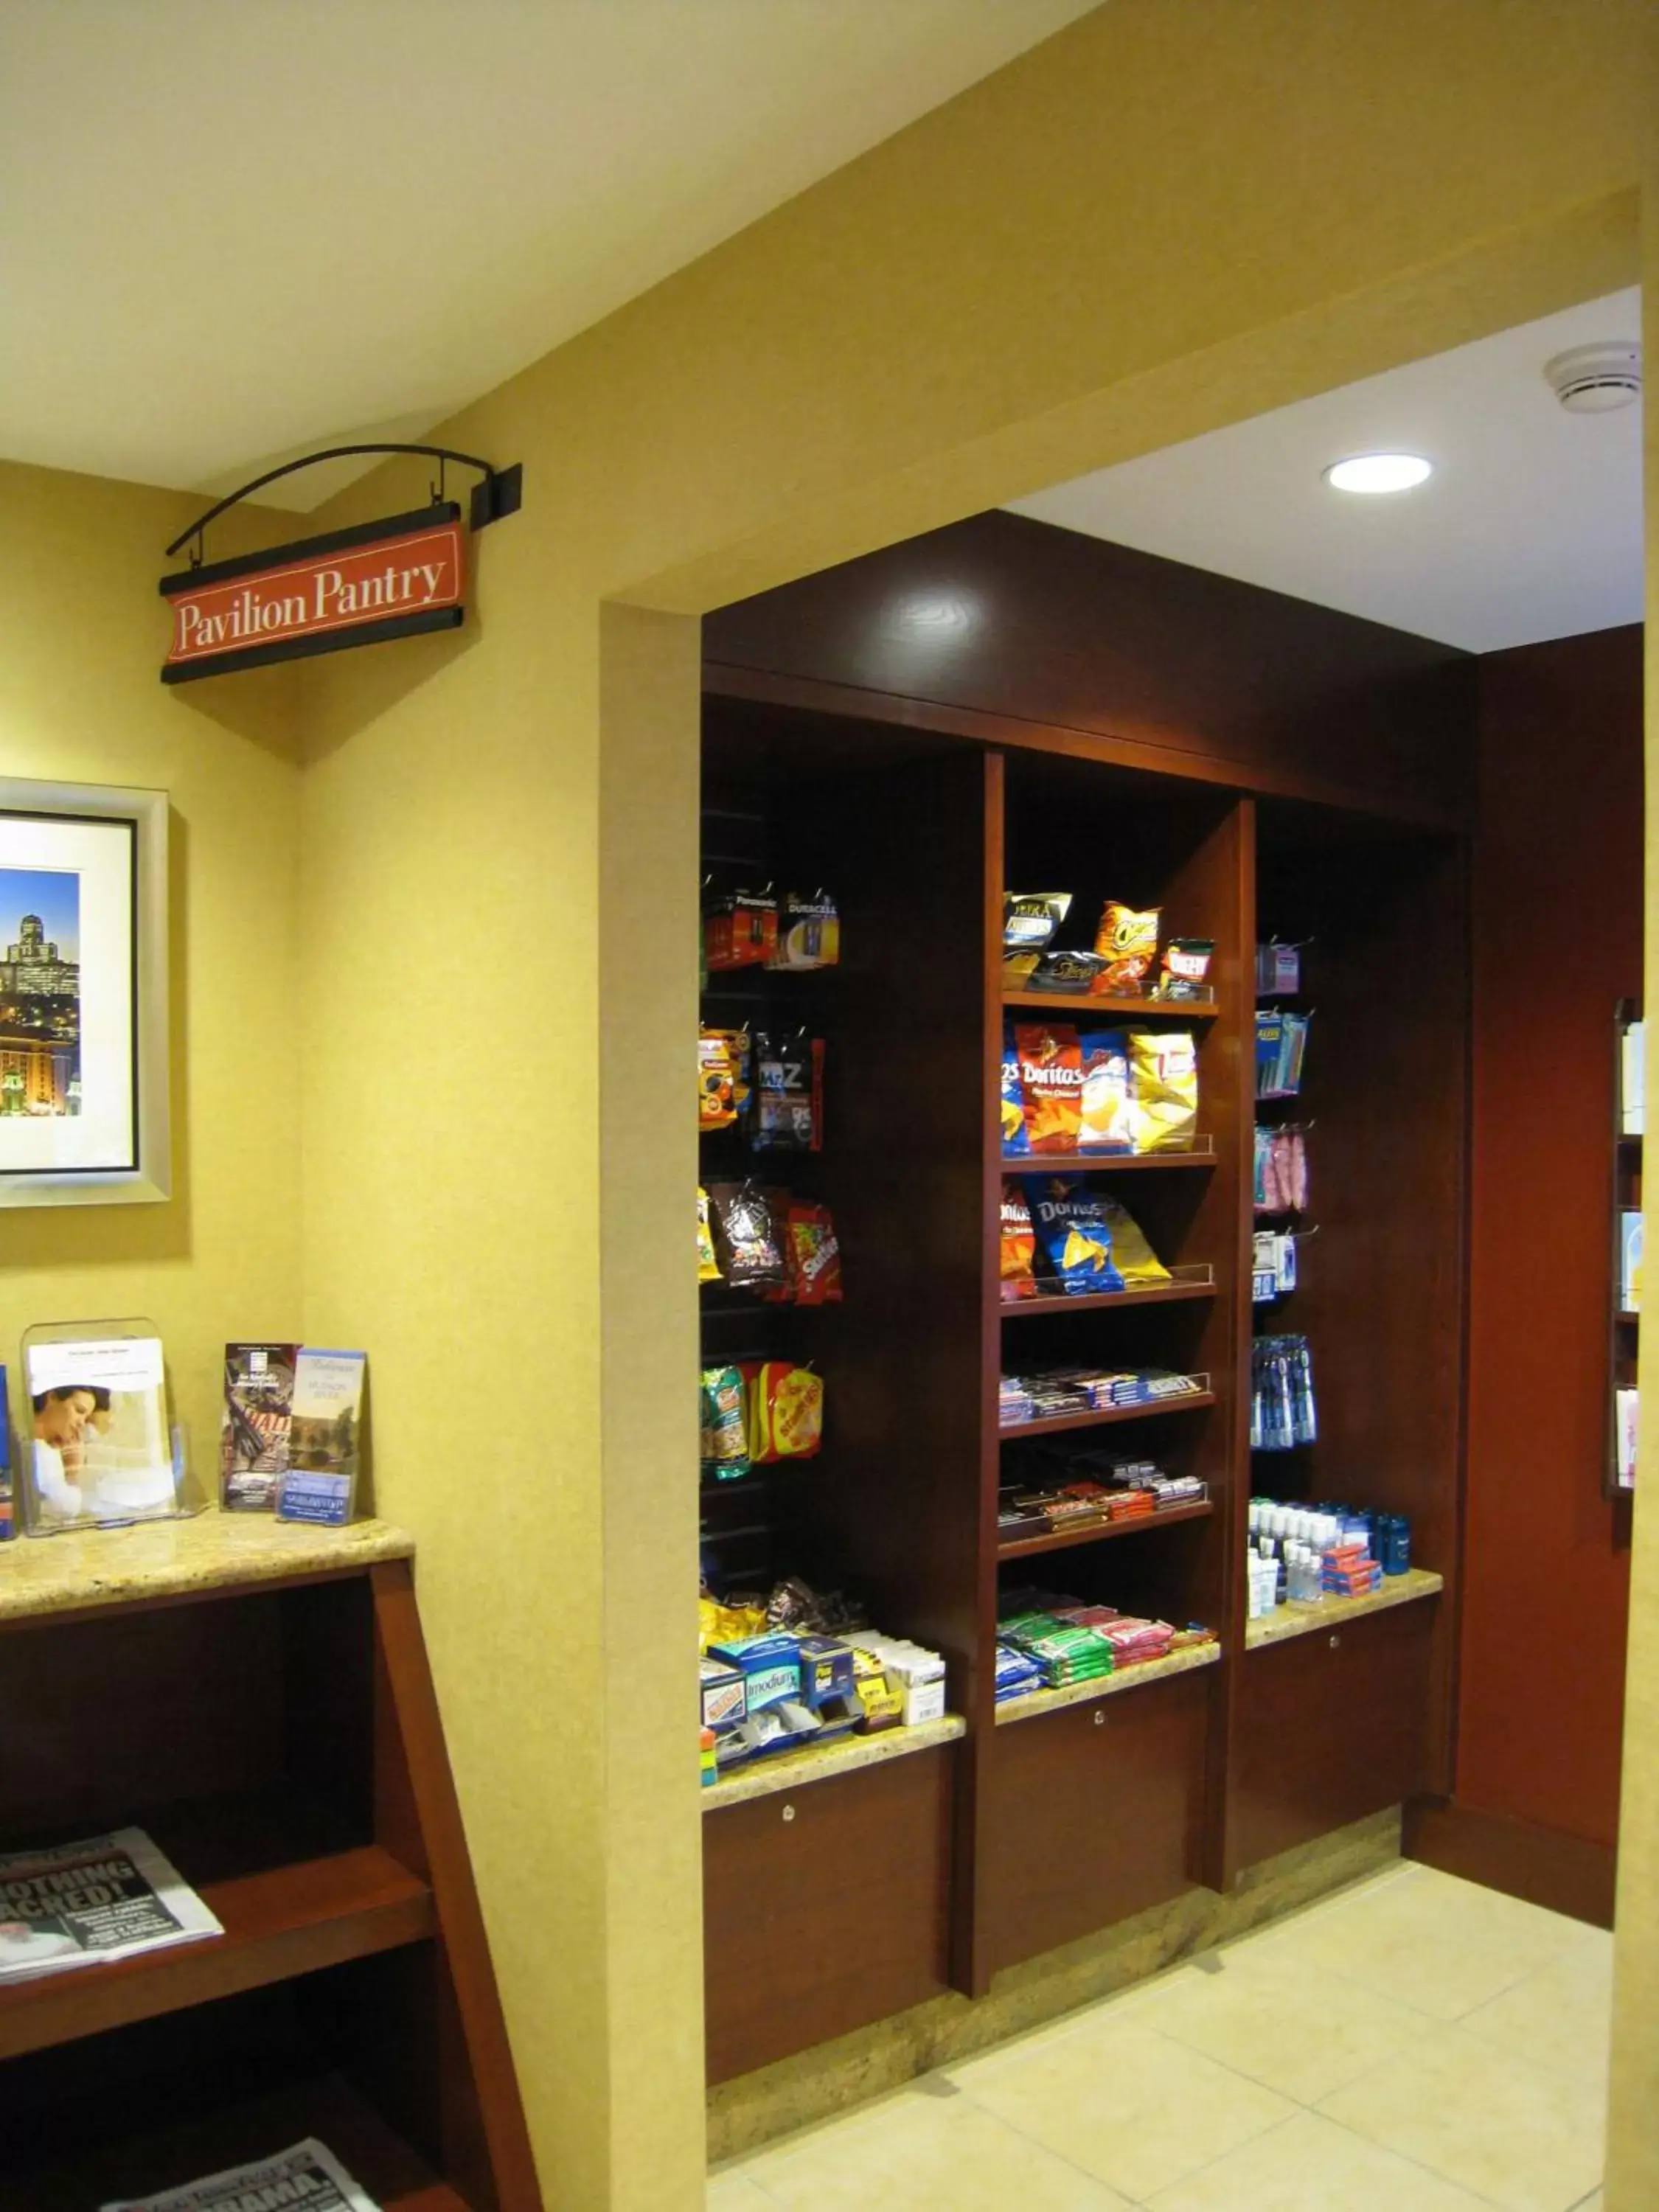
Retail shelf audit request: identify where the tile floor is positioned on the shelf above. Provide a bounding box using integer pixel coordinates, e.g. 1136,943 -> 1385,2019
709,1863 -> 1612,2212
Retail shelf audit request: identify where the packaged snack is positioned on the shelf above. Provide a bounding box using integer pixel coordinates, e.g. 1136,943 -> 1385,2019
785,1201 -> 843,1304
768,890 -> 840,970
700,1366 -> 749,1479
744,1362 -> 824,1461
1023,1175 -> 1127,1295
1091,902 -> 1161,995
1002,950 -> 1041,990
1004,892 -> 1072,950
1001,1022 -> 1029,1155
1128,1028 -> 1198,1152
751,1030 -> 824,1152
1159,937 -> 1215,998
709,1182 -> 787,1289
1023,949 -> 1110,995
1000,1180 -> 1038,1301
1078,1028 -> 1134,1150
704,888 -> 778,970
1094,1195 -> 1171,1286
698,1029 -> 737,1130
697,1189 -> 722,1283
1015,1022 -> 1084,1153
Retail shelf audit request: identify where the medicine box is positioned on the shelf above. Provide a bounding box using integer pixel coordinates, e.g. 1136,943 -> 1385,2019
709,1635 -> 801,1715
795,1635 -> 857,1710
699,1655 -> 747,1734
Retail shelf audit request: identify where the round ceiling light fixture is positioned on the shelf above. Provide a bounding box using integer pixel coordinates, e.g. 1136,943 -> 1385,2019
1543,341 -> 1641,414
1323,452 -> 1435,495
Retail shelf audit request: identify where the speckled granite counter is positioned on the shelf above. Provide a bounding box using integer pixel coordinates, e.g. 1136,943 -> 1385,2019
995,1637 -> 1220,1725
703,1714 -> 965,1810
0,1511 -> 414,1623
1245,1566 -> 1443,1652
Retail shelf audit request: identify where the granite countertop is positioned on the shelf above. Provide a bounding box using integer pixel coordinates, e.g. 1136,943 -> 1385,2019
1245,1566 -> 1444,1652
702,1713 -> 966,1810
995,1638 -> 1221,1725
0,1510 -> 414,1623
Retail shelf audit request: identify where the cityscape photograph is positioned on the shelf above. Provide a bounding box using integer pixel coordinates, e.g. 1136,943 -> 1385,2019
0,869 -> 81,1116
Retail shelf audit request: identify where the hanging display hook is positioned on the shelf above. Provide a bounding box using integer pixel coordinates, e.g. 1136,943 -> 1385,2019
162,442 -> 523,562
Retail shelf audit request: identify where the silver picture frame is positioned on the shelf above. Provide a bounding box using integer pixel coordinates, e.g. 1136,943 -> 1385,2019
0,777 -> 170,1208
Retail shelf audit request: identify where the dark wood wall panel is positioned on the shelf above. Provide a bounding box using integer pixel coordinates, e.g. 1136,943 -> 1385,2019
706,512 -> 1475,825
1458,625 -> 1641,1857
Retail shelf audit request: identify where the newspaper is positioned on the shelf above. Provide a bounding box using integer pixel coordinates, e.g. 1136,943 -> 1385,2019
102,2138 -> 379,2212
0,1826 -> 222,1984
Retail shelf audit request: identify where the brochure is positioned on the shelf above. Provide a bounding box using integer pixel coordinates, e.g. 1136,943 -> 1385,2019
0,1826 -> 221,1984
101,2138 -> 380,2212
278,1349 -> 365,1526
21,1327 -> 178,1530
220,1341 -> 299,1512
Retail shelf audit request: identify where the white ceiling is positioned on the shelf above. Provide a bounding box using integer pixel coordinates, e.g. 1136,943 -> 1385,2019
0,0 -> 1095,509
1010,290 -> 1644,653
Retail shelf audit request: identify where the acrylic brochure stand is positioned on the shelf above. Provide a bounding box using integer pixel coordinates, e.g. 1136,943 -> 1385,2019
16,1317 -> 201,1536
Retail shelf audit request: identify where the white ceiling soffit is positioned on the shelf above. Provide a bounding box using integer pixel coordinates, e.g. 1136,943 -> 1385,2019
1,0 -> 1096,511
1009,289 -> 1644,653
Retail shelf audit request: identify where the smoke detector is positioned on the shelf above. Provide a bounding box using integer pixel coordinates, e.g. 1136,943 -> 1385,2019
1544,341 -> 1642,414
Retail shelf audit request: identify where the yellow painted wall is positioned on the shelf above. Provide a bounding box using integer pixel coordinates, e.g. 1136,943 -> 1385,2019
292,8 -> 1652,2206
0,461 -> 302,1482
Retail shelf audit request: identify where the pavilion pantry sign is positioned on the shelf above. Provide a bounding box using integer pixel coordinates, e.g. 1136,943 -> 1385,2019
156,443 -> 522,684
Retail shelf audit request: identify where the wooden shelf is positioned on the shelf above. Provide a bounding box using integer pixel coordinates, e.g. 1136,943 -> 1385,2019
1000,1390 -> 1215,1439
1002,1273 -> 1215,1318
702,1714 -> 965,1811
994,1641 -> 1222,1726
1003,991 -> 1218,1019
1002,1146 -> 1215,1174
1244,1567 -> 1444,1652
0,1842 -> 434,2062
998,1499 -> 1214,1559
9,2072 -> 470,2212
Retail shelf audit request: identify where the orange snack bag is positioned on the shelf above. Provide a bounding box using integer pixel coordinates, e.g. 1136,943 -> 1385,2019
1000,1180 -> 1038,1301
1014,1023 -> 1084,1153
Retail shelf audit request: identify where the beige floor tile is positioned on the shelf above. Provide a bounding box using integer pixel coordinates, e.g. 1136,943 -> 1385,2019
1242,1863 -> 1587,2021
707,2172 -> 777,2211
955,2014 -> 1295,2200
1133,1942 -> 1428,2103
1461,1938 -> 1615,2087
1145,2109 -> 1499,2211
1317,2022 -> 1606,2212
742,2088 -> 1137,2212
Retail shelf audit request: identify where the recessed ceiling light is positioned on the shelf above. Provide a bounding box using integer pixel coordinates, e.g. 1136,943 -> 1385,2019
1324,453 -> 1434,495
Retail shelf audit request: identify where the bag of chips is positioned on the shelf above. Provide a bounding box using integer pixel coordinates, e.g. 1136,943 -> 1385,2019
1079,1028 -> 1134,1150
768,890 -> 840,970
698,1029 -> 738,1130
1159,936 -> 1214,999
709,1182 -> 787,1288
1015,1023 -> 1084,1153
1001,1022 -> 1029,1156
786,1201 -> 843,1304
1091,901 -> 1161,995
1000,1180 -> 1038,1301
700,1366 -> 749,1478
1094,1195 -> 1171,1286
752,1030 -> 823,1153
1024,1175 -> 1127,1295
698,1188 -> 722,1282
745,1362 -> 824,1461
1025,949 -> 1110,995
705,888 -> 778,970
1004,892 -> 1072,950
1129,1029 -> 1198,1152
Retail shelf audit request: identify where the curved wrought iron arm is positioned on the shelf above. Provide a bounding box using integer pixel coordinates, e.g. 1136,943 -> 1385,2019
164,443 -> 520,559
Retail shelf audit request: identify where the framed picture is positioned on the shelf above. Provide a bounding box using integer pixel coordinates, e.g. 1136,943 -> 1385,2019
0,779 -> 169,1206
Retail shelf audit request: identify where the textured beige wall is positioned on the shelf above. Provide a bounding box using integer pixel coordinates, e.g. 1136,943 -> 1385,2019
281,6 -> 1651,2207
0,461 -> 302,1478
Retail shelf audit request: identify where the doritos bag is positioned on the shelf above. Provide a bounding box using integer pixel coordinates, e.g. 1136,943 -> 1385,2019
1015,1023 -> 1083,1153
1024,1176 -> 1126,1295
1000,1180 -> 1038,1301
1001,1022 -> 1030,1156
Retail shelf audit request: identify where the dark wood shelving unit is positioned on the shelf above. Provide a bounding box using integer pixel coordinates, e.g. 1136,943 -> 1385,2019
697,508 -> 1470,2068
1001,1391 -> 1216,1439
0,1530 -> 541,2211
1609,998 -> 1642,1496
998,1500 -> 1214,1560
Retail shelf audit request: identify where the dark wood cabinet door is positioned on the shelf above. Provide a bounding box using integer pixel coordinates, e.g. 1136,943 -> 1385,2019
1231,1601 -> 1436,1872
977,1673 -> 1211,1975
703,1746 -> 955,2084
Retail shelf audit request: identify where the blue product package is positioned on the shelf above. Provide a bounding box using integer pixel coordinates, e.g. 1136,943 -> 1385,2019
1000,1022 -> 1029,1156
275,1471 -> 352,1526
1023,1175 -> 1126,1295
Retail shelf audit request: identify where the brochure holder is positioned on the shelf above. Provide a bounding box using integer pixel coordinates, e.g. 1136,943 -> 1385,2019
16,1317 -> 203,1536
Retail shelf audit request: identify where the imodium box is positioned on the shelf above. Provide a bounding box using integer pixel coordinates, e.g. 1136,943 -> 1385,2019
709,1635 -> 801,1715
